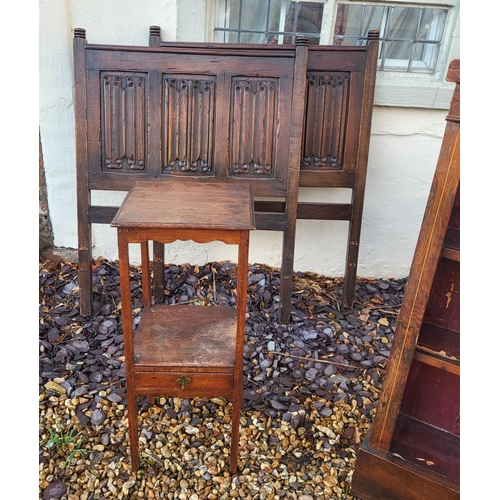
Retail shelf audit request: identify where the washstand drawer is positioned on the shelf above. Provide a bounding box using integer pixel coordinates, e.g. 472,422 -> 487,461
134,371 -> 234,393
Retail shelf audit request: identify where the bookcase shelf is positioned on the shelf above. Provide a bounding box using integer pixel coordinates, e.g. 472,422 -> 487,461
442,227 -> 460,261
415,322 -> 459,374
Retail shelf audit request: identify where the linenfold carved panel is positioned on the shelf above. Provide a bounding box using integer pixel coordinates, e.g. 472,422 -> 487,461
302,73 -> 350,170
101,72 -> 147,171
162,76 -> 215,174
230,78 -> 277,177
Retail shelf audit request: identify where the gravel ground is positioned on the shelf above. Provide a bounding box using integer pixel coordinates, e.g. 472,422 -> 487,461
39,258 -> 405,500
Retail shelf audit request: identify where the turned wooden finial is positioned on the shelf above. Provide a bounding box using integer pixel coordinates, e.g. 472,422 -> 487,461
296,36 -> 309,46
149,25 -> 162,47
149,26 -> 161,37
368,30 -> 380,39
445,59 -> 460,123
74,28 -> 86,39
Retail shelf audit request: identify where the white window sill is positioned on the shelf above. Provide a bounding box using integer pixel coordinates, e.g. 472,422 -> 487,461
373,74 -> 456,109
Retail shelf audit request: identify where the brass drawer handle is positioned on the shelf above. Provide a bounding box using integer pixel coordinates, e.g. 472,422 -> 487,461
176,375 -> 191,390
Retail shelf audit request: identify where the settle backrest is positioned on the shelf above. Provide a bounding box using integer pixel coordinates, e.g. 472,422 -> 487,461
74,28 -> 308,199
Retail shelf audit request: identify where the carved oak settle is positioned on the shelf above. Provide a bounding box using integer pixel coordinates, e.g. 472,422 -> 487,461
73,27 -> 379,323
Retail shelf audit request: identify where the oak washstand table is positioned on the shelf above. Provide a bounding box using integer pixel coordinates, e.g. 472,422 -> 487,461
111,179 -> 255,473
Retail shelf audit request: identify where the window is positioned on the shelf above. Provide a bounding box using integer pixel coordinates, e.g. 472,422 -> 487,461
334,3 -> 448,73
213,0 -> 325,44
213,1 -> 454,74
208,0 -> 460,108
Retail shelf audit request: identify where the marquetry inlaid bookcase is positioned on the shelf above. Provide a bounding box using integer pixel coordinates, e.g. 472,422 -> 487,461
351,58 -> 460,499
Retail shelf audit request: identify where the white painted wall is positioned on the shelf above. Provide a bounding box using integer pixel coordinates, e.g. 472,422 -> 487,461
39,0 -> 452,279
